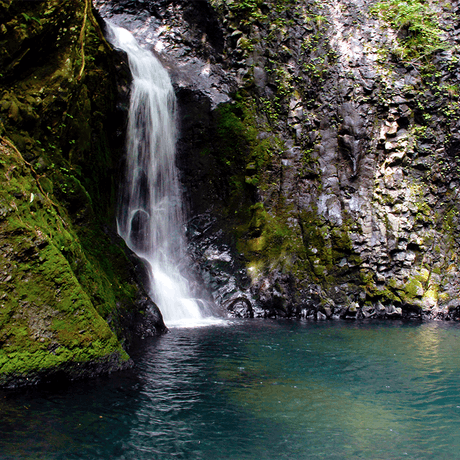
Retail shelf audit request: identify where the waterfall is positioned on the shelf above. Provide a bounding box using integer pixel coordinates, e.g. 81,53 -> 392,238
107,24 -> 215,327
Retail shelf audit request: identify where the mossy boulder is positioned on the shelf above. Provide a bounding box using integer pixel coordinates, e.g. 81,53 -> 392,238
0,0 -> 165,387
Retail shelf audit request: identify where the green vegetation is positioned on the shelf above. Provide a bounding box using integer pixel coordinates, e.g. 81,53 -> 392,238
370,0 -> 447,65
210,0 -> 268,24
21,13 -> 41,25
209,90 -> 360,287
0,139 -> 130,383
0,0 -> 153,385
202,0 -> 361,307
213,94 -> 278,208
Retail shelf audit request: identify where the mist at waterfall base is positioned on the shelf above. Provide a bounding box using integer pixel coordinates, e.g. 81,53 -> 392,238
3,320 -> 460,459
107,24 -> 222,328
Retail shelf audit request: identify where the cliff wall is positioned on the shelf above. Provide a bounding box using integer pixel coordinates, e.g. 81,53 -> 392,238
98,0 -> 460,320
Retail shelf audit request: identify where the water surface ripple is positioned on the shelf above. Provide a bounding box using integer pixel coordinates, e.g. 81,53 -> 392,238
2,320 -> 460,459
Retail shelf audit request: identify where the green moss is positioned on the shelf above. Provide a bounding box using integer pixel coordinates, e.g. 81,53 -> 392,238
211,86 -> 361,290
0,1 -> 146,384
213,94 -> 279,215
296,211 -> 356,281
370,0 -> 447,66
230,200 -> 360,290
403,278 -> 424,299
210,0 -> 269,24
200,0 -> 362,305
361,272 -> 401,304
384,270 -> 441,310
422,288 -> 438,305
0,140 -> 131,381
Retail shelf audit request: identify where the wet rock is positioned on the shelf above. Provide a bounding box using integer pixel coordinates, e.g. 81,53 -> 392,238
92,0 -> 460,324
225,297 -> 253,318
317,311 -> 327,320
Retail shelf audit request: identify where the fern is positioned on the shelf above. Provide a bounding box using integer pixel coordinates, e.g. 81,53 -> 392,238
370,0 -> 447,65
21,12 -> 41,25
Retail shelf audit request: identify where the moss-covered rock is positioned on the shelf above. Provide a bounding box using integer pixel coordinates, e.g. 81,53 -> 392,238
0,0 -> 165,387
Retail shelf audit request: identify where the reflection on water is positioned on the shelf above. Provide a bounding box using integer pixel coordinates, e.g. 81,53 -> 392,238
2,320 -> 460,459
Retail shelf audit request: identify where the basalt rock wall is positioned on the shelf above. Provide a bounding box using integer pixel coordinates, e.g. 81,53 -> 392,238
96,0 -> 460,321
3,0 -> 453,384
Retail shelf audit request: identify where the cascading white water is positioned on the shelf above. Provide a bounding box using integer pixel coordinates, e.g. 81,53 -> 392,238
107,24 -> 212,327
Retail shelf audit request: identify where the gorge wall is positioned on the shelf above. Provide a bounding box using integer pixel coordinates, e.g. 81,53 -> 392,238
98,0 -> 460,320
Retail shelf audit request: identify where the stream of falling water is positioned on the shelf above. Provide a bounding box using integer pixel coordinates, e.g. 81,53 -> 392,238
107,24 -> 218,327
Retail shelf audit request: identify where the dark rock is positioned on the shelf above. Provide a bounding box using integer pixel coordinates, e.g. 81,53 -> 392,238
92,0 -> 460,324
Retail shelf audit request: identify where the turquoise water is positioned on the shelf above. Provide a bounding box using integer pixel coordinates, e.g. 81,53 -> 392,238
2,319 -> 460,459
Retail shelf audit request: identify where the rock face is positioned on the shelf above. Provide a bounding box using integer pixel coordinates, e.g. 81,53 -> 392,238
3,0 -> 459,387
0,0 -> 165,388
96,0 -> 460,322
